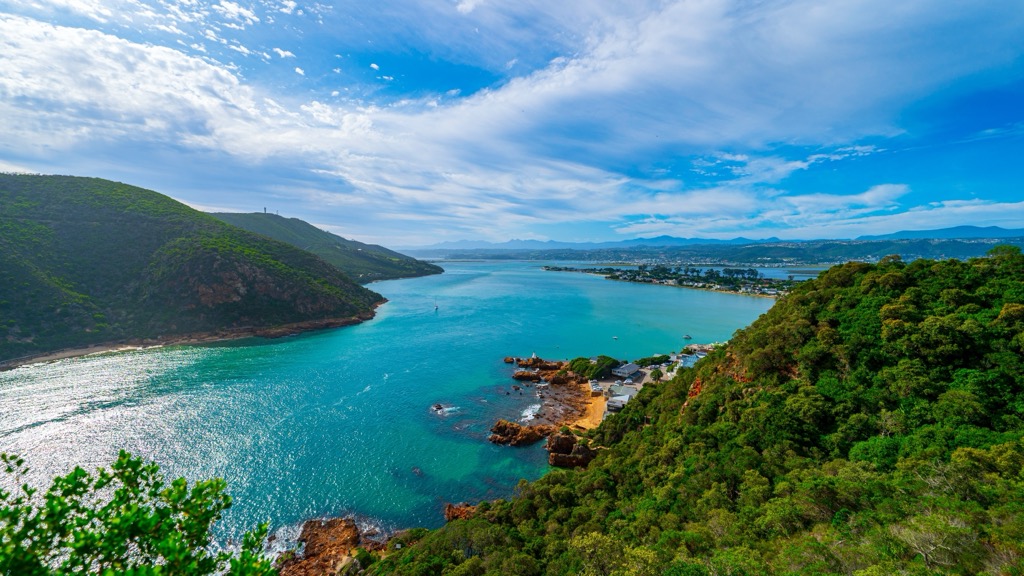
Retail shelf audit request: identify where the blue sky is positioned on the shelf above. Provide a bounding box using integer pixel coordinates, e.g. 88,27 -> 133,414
1,0 -> 1022,246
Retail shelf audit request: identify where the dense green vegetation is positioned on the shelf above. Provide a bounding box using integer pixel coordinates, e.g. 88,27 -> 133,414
568,356 -> 620,380
211,212 -> 442,283
0,451 -> 274,575
0,174 -> 383,362
633,354 -> 671,368
369,248 -> 1024,575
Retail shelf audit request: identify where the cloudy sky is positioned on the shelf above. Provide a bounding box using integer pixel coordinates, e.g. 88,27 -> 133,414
1,0 -> 1022,246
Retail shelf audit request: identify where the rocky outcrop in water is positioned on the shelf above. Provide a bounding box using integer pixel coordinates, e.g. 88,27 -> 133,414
488,419 -> 556,446
277,518 -> 362,576
512,370 -> 543,382
546,430 -> 597,468
515,357 -> 565,371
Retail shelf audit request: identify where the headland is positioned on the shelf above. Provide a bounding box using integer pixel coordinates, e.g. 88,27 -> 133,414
0,306 -> 383,372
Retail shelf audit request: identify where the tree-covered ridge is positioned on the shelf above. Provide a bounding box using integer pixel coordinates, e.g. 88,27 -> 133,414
0,174 -> 384,362
369,248 -> 1024,575
211,212 -> 443,283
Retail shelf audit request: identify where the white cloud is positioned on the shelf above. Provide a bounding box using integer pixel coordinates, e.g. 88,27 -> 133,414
273,47 -> 295,58
279,0 -> 297,14
152,23 -> 186,35
369,63 -> 379,70
31,0 -> 115,22
0,14 -> 264,153
456,0 -> 482,14
212,0 -> 259,26
782,184 -> 909,214
294,67 -> 304,75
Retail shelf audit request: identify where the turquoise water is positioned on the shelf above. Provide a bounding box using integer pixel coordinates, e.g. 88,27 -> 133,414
0,261 -> 772,543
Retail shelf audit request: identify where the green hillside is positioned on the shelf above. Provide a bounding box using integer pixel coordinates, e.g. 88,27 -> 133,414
211,212 -> 442,283
0,174 -> 384,363
369,248 -> 1024,575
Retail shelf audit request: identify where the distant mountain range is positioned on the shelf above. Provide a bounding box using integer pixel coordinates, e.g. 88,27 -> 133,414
407,226 -> 1023,254
855,225 -> 1024,241
405,235 -> 777,253
211,212 -> 442,283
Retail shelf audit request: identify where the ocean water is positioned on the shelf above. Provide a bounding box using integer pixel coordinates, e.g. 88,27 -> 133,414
0,261 -> 773,543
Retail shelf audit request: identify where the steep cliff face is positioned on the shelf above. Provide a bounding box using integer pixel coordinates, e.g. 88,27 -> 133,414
0,174 -> 384,361
545,430 -> 597,468
138,233 -> 379,333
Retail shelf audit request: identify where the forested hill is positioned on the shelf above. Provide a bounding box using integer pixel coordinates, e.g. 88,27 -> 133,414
0,174 -> 384,363
211,212 -> 442,283
370,248 -> 1024,576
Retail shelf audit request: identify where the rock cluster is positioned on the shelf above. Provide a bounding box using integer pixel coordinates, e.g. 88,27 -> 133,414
277,518 -> 363,576
488,419 -> 556,446
545,430 -> 597,468
443,502 -> 478,522
514,356 -> 564,371
508,355 -> 587,385
512,370 -> 543,382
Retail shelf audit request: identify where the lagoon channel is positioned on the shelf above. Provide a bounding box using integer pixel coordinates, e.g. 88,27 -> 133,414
0,260 -> 775,546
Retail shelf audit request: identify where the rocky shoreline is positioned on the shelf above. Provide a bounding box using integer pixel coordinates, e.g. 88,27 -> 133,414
487,354 -> 601,462
497,356 -> 593,428
0,305 -> 383,371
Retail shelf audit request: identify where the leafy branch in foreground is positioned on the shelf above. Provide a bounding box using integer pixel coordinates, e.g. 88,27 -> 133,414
0,451 -> 275,575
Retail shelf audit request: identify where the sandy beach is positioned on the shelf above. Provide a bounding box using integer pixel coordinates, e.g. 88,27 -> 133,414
573,394 -> 607,429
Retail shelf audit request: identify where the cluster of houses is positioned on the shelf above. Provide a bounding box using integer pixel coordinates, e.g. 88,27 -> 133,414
626,276 -> 788,297
670,349 -> 709,368
596,348 -> 715,416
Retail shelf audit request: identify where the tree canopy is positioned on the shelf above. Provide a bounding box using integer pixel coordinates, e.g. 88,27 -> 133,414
0,451 -> 275,575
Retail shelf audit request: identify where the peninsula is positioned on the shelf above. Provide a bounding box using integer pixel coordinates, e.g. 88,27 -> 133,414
544,264 -> 799,296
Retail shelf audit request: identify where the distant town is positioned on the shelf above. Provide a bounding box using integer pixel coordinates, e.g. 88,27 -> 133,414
544,264 -> 800,297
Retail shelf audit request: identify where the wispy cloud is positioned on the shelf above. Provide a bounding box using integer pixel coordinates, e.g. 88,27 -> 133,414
0,1 -> 1022,244
212,0 -> 259,26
